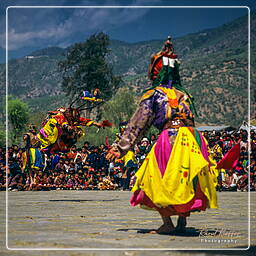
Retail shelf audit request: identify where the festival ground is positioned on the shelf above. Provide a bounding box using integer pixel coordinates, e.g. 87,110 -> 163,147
0,191 -> 255,256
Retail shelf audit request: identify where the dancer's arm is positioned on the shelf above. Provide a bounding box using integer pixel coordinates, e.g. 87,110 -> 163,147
108,98 -> 154,160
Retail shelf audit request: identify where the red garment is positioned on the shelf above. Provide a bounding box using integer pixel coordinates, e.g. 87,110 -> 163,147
79,117 -> 93,126
130,182 -> 207,217
217,143 -> 240,170
53,114 -> 67,126
67,152 -> 77,159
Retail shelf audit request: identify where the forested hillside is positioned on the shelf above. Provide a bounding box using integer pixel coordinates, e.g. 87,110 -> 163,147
0,12 -> 254,127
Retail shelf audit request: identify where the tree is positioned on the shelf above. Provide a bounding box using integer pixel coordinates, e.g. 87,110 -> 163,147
58,32 -> 121,104
8,98 -> 29,142
0,127 -> 5,147
81,87 -> 136,146
101,87 -> 137,127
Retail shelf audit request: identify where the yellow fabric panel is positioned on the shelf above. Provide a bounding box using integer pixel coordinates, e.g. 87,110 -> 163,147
162,127 -> 209,205
198,165 -> 218,208
132,144 -> 167,202
30,148 -> 39,169
140,89 -> 156,102
156,87 -> 178,108
38,118 -> 58,149
85,121 -> 94,127
156,87 -> 177,100
82,97 -> 103,102
132,127 -> 218,208
121,151 -> 136,166
140,87 -> 178,108
30,148 -> 35,165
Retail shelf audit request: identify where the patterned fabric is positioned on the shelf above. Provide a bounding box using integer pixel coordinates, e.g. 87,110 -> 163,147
148,49 -> 197,116
121,151 -> 136,166
131,127 -> 218,207
29,148 -> 44,169
37,118 -> 59,150
114,85 -> 194,157
112,39 -> 219,216
154,129 -> 173,177
113,98 -> 154,157
130,127 -> 219,216
112,85 -> 219,216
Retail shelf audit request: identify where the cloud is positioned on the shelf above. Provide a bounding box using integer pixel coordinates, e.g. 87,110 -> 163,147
1,0 -> 162,50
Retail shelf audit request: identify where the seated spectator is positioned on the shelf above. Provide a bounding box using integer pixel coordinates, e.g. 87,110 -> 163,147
98,176 -> 118,190
40,172 -> 51,191
87,174 -> 98,190
67,174 -> 76,190
46,171 -> 56,190
54,171 -> 65,190
9,173 -> 25,191
31,170 -> 45,191
54,158 -> 65,173
0,170 -> 5,191
63,159 -> 71,173
2,128 -> 255,192
223,170 -> 239,191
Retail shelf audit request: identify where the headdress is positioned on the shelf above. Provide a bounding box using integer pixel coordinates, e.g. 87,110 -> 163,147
162,35 -> 174,53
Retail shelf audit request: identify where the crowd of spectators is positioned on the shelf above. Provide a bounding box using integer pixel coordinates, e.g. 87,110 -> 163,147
1,138 -> 153,192
0,129 -> 255,192
204,129 -> 256,192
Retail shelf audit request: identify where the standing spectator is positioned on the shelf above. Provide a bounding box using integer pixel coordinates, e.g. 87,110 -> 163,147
99,146 -> 109,175
150,134 -> 157,145
137,138 -> 150,164
74,155 -> 83,170
87,146 -> 101,171
51,153 -> 60,170
83,141 -> 90,151
121,150 -> 137,190
240,130 -> 248,150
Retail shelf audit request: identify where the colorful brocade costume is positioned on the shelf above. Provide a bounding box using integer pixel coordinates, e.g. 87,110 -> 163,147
23,108 -> 112,172
22,127 -> 44,172
24,107 -> 103,159
37,108 -> 97,153
111,38 -> 219,217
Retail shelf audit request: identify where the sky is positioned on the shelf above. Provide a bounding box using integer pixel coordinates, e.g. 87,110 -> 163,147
0,0 -> 255,60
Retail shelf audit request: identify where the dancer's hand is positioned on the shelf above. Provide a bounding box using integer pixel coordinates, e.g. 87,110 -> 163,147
95,120 -> 112,128
106,147 -> 120,161
93,122 -> 102,128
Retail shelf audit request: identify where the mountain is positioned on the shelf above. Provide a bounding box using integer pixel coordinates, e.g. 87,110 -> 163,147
0,12 -> 255,127
28,47 -> 66,57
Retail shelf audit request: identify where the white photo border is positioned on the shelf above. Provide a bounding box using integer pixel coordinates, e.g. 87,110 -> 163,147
5,5 -> 251,251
